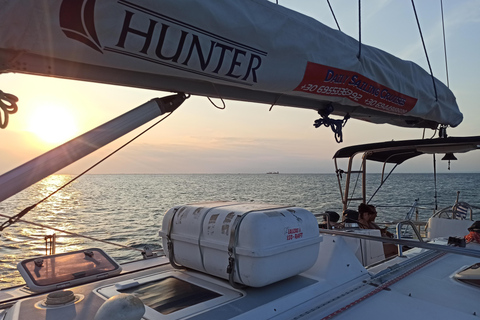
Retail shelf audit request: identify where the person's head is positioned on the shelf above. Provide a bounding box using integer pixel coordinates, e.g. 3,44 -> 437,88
324,211 -> 340,223
343,209 -> 359,223
468,221 -> 480,233
358,203 -> 377,221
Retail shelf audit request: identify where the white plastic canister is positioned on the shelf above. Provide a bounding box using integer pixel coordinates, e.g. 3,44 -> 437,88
159,202 -> 322,287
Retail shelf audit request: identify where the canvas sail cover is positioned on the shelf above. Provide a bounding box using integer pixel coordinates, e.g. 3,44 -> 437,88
0,0 -> 462,128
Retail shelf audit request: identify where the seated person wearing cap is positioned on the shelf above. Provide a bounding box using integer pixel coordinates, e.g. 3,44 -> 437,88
326,211 -> 340,228
329,209 -> 358,229
319,211 -> 340,229
465,221 -> 480,243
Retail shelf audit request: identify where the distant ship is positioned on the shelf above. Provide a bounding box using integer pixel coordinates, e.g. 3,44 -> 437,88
266,171 -> 279,174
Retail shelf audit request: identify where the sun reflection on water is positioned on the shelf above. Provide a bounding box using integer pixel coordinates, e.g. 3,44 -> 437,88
0,174 -> 86,288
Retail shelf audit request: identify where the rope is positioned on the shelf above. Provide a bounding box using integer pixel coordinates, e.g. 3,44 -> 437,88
314,116 -> 348,143
411,0 -> 438,101
207,83 -> 226,109
0,91 -> 19,129
314,109 -> 350,143
440,0 -> 449,87
357,0 -> 362,59
207,96 -> 226,109
268,94 -> 283,111
0,107 -> 177,232
0,213 -> 144,252
327,0 -> 341,31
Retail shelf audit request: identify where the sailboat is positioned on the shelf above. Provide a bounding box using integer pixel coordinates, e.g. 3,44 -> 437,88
0,1 -> 479,319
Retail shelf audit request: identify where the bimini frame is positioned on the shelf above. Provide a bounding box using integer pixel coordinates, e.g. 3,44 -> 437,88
333,136 -> 480,213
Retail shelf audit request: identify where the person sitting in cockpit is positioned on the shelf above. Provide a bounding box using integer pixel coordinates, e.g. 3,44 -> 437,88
357,203 -> 394,238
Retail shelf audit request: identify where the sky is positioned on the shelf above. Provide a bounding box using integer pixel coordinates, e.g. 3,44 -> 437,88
0,0 -> 479,176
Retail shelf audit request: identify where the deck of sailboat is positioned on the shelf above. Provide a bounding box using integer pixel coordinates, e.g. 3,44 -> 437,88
1,234 -> 479,320
362,243 -> 480,319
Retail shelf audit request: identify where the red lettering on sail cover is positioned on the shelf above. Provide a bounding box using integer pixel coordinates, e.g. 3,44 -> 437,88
294,62 -> 417,115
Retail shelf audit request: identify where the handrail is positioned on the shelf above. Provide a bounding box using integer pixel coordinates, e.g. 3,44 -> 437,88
432,203 -> 474,220
396,220 -> 423,257
404,199 -> 419,220
314,213 -> 331,229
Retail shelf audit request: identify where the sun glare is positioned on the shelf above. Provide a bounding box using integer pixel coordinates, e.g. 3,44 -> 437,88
28,103 -> 79,145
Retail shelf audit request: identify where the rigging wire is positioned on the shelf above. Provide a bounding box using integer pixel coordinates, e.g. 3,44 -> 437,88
347,161 -> 363,208
327,0 -> 341,31
0,107 -> 178,232
367,164 -> 398,204
357,0 -> 362,59
440,0 -> 450,88
411,0 -> 438,101
433,153 -> 438,211
421,0 -> 449,140
0,213 -> 144,252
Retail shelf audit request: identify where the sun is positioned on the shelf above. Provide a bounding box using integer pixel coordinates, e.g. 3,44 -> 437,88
28,102 -> 79,145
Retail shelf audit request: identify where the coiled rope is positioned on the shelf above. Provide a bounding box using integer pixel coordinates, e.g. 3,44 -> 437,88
314,106 -> 350,143
0,91 -> 18,129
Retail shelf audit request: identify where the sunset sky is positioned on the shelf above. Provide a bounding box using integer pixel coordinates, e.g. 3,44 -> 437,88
1,0 -> 479,176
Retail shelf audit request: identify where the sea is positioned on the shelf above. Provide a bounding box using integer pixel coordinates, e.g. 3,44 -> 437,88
1,173 -> 479,288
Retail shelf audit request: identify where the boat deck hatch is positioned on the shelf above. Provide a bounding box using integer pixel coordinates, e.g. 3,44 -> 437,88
454,262 -> 480,288
118,277 -> 220,315
96,271 -> 243,319
17,248 -> 122,292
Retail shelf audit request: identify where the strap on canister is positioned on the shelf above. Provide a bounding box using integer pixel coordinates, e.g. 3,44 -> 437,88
227,213 -> 247,288
166,207 -> 184,269
226,205 -> 291,288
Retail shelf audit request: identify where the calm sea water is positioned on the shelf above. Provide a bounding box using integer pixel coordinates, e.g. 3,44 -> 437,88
1,173 -> 479,288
